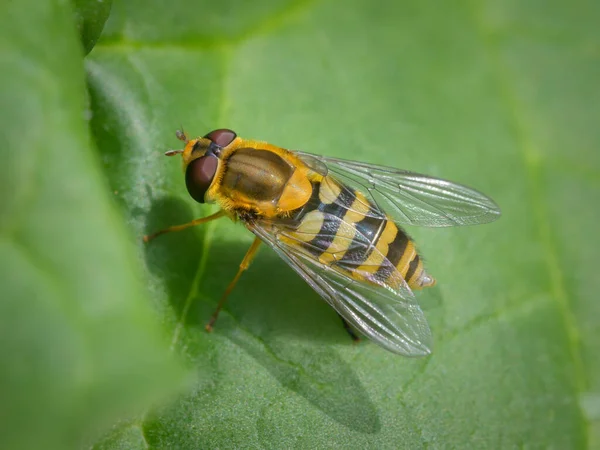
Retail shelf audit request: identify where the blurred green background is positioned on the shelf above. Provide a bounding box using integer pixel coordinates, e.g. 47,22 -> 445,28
1,0 -> 599,448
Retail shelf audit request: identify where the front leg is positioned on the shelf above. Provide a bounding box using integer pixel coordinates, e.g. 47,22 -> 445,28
143,209 -> 227,242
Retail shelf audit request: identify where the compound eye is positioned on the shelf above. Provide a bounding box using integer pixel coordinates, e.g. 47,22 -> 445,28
185,156 -> 218,203
204,129 -> 237,148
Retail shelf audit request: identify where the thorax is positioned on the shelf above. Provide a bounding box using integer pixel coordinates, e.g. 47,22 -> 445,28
209,145 -> 313,218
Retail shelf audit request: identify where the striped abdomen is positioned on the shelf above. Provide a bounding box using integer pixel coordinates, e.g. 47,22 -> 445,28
286,176 -> 435,291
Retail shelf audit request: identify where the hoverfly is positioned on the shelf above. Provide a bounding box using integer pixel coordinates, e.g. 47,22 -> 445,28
145,129 -> 501,356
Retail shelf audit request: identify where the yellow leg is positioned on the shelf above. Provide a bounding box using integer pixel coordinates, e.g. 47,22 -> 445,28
205,236 -> 262,332
143,209 -> 227,243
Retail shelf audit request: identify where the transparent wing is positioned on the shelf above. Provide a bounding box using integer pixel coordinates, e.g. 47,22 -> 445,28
296,151 -> 501,227
248,219 -> 432,357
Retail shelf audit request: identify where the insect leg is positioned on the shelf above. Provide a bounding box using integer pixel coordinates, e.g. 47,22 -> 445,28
143,209 -> 227,243
338,314 -> 361,343
205,236 -> 262,332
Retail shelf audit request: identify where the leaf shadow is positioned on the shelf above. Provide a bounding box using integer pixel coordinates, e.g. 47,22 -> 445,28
221,322 -> 382,434
142,196 -> 207,314
143,195 -> 381,434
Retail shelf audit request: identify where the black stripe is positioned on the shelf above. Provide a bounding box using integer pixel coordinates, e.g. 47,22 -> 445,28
290,180 -> 321,222
318,182 -> 355,218
291,180 -> 355,259
307,182 -> 355,256
405,255 -> 420,282
385,226 -> 409,268
335,203 -> 386,272
373,225 -> 409,282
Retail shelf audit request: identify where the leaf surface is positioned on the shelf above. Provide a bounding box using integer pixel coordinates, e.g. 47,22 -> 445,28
84,0 -> 599,447
0,1 -> 186,449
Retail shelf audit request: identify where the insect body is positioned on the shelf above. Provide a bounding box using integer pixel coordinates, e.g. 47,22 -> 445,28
146,129 -> 501,356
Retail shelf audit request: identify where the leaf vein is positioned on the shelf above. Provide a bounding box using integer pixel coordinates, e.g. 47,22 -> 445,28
94,0 -> 319,53
169,50 -> 233,351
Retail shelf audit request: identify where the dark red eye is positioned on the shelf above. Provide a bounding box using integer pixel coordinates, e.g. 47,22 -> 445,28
185,156 -> 218,203
204,129 -> 237,148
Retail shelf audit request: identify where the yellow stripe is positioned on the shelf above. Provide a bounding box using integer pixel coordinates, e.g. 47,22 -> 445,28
396,241 -> 416,277
319,183 -> 374,264
319,221 -> 356,264
355,221 -> 398,274
318,177 -> 341,204
344,191 -> 371,223
291,210 -> 324,242
407,258 -> 424,287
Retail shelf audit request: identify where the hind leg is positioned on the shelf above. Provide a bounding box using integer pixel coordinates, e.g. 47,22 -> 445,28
338,314 -> 361,343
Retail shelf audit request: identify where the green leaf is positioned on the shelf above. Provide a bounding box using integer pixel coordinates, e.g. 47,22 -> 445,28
8,0 -> 593,447
0,1 -> 187,449
73,0 -> 112,54
72,0 -> 113,54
